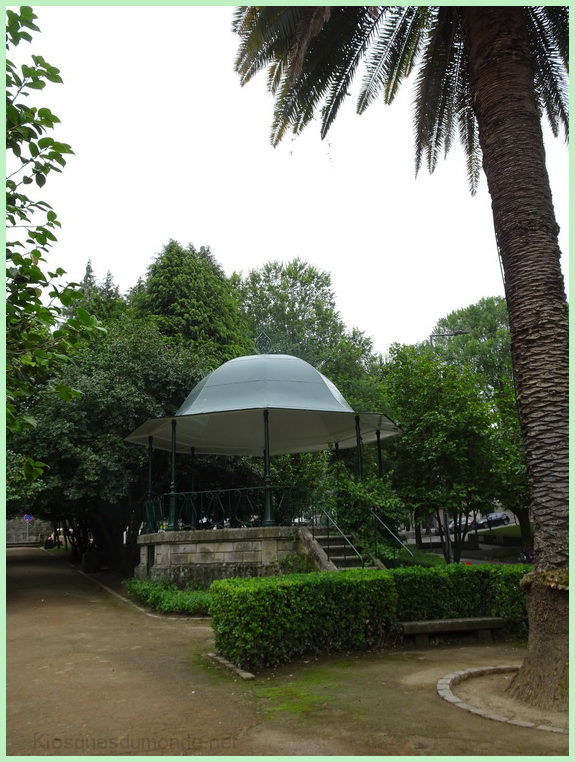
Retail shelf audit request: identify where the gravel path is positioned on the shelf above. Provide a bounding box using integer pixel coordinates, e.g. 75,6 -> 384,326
6,547 -> 567,756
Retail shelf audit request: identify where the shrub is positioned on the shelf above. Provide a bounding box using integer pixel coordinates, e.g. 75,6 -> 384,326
122,578 -> 210,615
378,545 -> 446,568
392,563 -> 527,623
488,563 -> 531,637
209,564 -> 529,671
278,552 -> 316,574
209,569 -> 399,672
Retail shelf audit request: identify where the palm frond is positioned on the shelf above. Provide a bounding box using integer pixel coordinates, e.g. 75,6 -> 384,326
525,7 -> 569,141
456,65 -> 482,195
358,6 -> 427,113
288,6 -> 333,85
412,8 -> 467,178
537,5 -> 569,68
233,7 -> 302,87
269,7 -> 375,145
319,7 -> 385,137
232,3 -> 568,188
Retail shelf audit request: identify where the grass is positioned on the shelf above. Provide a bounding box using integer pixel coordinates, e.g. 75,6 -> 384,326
478,523 -> 523,538
251,664 -> 338,716
381,546 -> 446,568
122,578 -> 211,615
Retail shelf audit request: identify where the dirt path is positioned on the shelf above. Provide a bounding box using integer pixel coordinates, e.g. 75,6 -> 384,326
6,548 -> 568,756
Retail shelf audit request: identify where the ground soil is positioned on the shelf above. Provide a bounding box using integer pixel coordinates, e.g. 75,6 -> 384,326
6,548 -> 568,756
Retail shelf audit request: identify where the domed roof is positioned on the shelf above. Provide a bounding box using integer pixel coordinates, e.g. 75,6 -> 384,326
125,353 -> 399,456
176,354 -> 354,416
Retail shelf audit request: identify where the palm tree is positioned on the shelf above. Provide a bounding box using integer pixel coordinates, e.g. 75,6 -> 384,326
233,6 -> 568,710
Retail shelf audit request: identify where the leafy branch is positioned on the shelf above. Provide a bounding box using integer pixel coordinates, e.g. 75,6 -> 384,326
6,6 -> 104,455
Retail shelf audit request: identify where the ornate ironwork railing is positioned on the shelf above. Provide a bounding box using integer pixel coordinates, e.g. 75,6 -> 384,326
142,486 -> 305,532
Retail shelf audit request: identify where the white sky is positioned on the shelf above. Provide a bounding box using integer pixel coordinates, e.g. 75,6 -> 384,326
12,5 -> 570,356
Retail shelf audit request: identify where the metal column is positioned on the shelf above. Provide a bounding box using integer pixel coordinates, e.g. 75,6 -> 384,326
167,419 -> 178,530
262,409 -> 274,526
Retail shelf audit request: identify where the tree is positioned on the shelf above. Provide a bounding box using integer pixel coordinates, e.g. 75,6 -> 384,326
130,239 -> 254,368
233,257 -> 393,519
383,343 -> 497,563
431,297 -> 513,392
232,5 -> 568,709
233,258 -> 387,411
232,258 -> 345,363
429,298 -> 531,547
67,261 -> 127,323
6,7 -> 103,444
8,317 -> 205,567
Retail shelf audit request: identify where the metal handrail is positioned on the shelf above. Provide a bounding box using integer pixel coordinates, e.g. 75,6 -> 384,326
369,508 -> 414,557
312,507 -> 364,568
142,486 -> 296,533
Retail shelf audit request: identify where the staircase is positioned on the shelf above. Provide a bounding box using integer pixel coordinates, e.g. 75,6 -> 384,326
313,532 -> 364,570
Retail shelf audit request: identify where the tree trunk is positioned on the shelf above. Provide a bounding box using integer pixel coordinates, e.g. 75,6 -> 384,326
463,7 -> 568,710
513,508 -> 533,551
509,580 -> 568,708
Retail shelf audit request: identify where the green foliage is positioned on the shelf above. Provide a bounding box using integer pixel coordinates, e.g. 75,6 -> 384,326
209,565 -> 528,671
64,261 -> 128,323
209,570 -> 399,671
329,464 -> 406,536
232,258 -> 387,412
5,449 -> 48,515
232,258 -> 345,363
130,239 -> 254,368
278,552 -> 316,574
122,578 -> 210,615
233,7 -> 568,190
6,6 -> 104,441
7,317 -> 204,550
376,545 -> 446,569
319,328 -> 388,412
392,564 -> 529,625
431,297 -> 513,391
491,565 -> 535,624
428,298 -> 530,536
382,343 -> 498,560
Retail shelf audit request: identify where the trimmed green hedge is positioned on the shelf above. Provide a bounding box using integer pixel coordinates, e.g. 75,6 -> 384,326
209,564 -> 530,672
210,570 -> 399,672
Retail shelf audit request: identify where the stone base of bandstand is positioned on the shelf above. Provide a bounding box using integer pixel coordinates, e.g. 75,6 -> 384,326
136,526 -> 308,586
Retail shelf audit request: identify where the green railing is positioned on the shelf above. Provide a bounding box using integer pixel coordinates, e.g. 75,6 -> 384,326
142,486 -> 303,532
368,508 -> 414,557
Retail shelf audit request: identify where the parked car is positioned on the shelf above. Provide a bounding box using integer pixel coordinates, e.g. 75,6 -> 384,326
448,516 -> 474,533
472,512 -> 510,530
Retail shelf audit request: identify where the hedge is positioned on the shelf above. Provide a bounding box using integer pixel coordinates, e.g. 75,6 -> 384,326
209,570 -> 399,672
209,564 -> 530,672
123,578 -> 211,615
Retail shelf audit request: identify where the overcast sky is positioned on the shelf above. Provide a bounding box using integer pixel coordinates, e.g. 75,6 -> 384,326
14,5 -> 569,356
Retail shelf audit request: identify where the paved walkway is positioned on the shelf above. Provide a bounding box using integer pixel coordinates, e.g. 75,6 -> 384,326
6,548 -> 568,756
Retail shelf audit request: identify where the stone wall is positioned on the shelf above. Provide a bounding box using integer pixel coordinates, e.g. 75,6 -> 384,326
135,526 -> 304,586
6,517 -> 51,544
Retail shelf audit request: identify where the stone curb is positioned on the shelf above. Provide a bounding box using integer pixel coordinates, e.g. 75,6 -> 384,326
207,653 -> 255,681
437,665 -> 568,734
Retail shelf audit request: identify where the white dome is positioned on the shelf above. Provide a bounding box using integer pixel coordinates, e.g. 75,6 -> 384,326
176,354 -> 354,416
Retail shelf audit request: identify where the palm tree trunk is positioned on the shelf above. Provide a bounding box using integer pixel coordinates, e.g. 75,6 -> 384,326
463,6 -> 568,710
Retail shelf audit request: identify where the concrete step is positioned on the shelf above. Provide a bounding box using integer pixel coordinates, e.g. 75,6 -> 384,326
329,555 -> 363,567
312,532 -> 364,569
316,542 -> 348,552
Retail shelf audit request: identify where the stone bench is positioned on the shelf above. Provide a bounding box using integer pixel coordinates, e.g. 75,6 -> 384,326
400,617 -> 506,647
